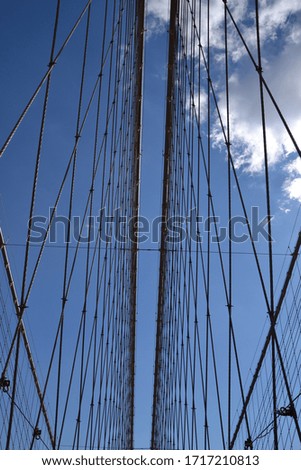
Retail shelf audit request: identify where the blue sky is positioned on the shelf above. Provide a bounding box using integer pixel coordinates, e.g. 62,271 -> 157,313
0,0 -> 301,450
141,0 -> 301,447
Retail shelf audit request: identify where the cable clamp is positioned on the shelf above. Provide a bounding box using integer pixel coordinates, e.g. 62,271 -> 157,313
255,64 -> 263,74
244,437 -> 253,450
0,375 -> 10,392
19,303 -> 28,311
277,403 -> 295,417
33,427 -> 42,440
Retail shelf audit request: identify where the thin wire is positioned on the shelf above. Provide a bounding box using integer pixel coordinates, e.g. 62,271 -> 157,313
3,242 -> 297,257
253,390 -> 301,444
3,390 -> 49,449
4,0 -> 62,449
224,0 -> 233,449
0,0 -> 93,159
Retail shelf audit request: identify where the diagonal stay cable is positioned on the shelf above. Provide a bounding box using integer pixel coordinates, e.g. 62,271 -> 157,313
255,0 -> 278,449
186,1 -> 271,317
2,13 -> 128,374
0,0 -> 94,159
230,231 -> 301,448
0,228 -> 54,448
223,0 -> 301,160
180,3 -> 252,444
3,0 -> 62,449
28,2 -> 130,448
4,390 -> 49,449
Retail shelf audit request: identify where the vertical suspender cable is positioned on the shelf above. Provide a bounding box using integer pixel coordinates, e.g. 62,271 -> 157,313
223,0 -> 233,449
204,0 -> 211,450
5,0 -> 61,449
151,0 -> 179,450
255,0 -> 277,449
128,0 -> 145,449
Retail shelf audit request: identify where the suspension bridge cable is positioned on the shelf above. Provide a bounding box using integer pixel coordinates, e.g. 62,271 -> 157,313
151,0 -> 179,449
255,0 -> 277,449
0,0 -> 93,159
223,1 -> 301,161
230,231 -> 301,448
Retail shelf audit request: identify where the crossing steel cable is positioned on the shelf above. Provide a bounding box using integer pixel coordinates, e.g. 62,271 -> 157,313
2,1 -> 132,379
1,0 -> 145,450
223,1 -> 301,161
0,0 -> 93,159
152,0 -> 301,451
4,0 -> 61,449
255,0 -> 278,448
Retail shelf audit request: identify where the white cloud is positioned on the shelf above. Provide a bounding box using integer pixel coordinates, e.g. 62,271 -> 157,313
211,1 -> 301,199
257,0 -> 301,42
147,0 -> 301,47
148,0 -> 301,201
213,36 -> 301,198
214,43 -> 301,169
284,176 -> 301,202
283,158 -> 301,202
147,0 -> 169,23
146,0 -> 169,36
286,158 -> 301,175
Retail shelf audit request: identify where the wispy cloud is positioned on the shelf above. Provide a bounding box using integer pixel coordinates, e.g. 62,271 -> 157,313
283,157 -> 301,202
147,0 -> 169,22
214,2 -> 301,203
148,0 -> 301,202
146,0 -> 169,37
